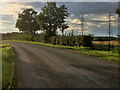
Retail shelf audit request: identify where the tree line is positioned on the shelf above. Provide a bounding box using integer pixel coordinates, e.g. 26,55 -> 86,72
15,2 -> 120,47
16,2 -> 69,43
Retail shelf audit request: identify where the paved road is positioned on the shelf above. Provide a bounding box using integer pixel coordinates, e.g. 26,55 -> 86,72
7,42 -> 119,88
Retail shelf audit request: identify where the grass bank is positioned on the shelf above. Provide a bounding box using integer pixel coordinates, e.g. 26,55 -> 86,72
2,43 -> 15,88
6,40 -> 119,62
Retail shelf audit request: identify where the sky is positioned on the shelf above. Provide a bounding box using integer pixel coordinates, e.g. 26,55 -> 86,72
0,1 -> 119,36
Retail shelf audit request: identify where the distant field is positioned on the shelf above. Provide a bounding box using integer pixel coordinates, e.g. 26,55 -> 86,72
92,40 -> 119,46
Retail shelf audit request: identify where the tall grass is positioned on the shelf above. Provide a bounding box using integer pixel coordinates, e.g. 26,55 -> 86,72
2,44 -> 14,88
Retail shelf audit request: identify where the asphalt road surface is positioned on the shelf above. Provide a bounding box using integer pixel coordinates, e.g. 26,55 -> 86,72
7,41 -> 119,88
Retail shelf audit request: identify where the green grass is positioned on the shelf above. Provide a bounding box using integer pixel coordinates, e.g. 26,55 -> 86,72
5,40 -> 119,62
71,50 -> 119,61
2,43 -> 14,88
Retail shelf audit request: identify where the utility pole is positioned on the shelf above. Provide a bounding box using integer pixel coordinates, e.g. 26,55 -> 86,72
80,15 -> 85,36
118,1 -> 120,54
71,30 -> 74,36
108,12 -> 112,51
118,1 -> 120,36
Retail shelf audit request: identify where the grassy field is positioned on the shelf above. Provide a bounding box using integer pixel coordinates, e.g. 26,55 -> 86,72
92,40 -> 119,46
6,40 -> 119,62
2,43 -> 14,88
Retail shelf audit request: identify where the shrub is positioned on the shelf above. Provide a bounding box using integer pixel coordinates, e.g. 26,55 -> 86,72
81,35 -> 93,47
50,35 -> 93,47
51,36 -> 57,45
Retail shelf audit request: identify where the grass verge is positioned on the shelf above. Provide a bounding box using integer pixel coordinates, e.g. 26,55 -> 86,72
2,43 -> 15,88
6,40 -> 119,62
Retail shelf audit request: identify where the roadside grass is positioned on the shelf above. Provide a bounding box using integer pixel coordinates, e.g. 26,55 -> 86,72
6,40 -> 119,62
2,43 -> 15,88
71,50 -> 119,61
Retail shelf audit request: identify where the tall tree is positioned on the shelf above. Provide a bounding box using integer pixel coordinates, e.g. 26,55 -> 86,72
16,8 -> 39,34
36,2 -> 69,39
116,8 -> 120,17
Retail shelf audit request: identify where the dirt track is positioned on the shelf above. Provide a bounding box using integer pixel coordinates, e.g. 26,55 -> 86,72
7,41 -> 119,88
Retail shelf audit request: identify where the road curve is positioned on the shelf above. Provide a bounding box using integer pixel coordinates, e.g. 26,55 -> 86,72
6,41 -> 119,88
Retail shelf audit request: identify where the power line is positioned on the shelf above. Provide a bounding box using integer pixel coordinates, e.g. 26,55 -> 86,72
73,13 -> 117,37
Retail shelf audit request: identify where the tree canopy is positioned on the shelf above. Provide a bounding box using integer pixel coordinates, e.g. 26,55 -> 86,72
15,2 -> 69,42
16,8 -> 39,34
36,2 -> 69,37
116,8 -> 120,17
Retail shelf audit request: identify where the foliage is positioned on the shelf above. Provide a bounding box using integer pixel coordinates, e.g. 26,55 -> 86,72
2,33 -> 33,41
80,50 -> 119,61
51,36 -> 57,45
93,37 -> 117,41
3,33 -> 93,47
36,2 -> 69,42
2,44 -> 14,88
50,35 -> 93,47
118,35 -> 120,54
81,35 -> 93,47
116,8 -> 120,17
16,8 -> 39,33
91,44 -> 118,52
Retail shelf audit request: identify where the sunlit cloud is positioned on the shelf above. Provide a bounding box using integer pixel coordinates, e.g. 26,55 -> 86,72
1,2 -> 33,33
88,14 -> 118,22
67,13 -> 118,29
2,26 -> 6,29
1,0 -> 120,2
79,30 -> 88,33
97,25 -> 101,27
70,14 -> 74,17
86,22 -> 95,26
65,13 -> 118,35
0,20 -> 12,23
67,18 -> 81,24
2,3 -> 33,19
66,25 -> 81,30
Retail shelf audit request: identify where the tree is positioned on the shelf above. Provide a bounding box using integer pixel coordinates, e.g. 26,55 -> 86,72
116,8 -> 120,17
16,8 -> 39,34
36,2 -> 69,42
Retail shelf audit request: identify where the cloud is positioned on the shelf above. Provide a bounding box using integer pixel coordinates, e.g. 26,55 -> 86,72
67,25 -> 81,30
66,23 -> 89,34
0,2 -> 33,33
88,14 -> 118,21
65,13 -> 118,36
66,18 -> 81,24
2,2 -> 33,19
0,2 -> 118,36
2,26 -> 6,29
1,0 -> 119,2
0,20 -> 12,23
86,22 -> 95,26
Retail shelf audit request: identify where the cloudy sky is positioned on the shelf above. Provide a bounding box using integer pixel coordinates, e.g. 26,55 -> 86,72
0,1 -> 119,36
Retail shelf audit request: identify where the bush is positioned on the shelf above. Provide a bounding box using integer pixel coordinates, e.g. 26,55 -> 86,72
3,32 -> 93,47
81,35 -> 93,47
75,36 -> 81,47
51,36 -> 57,45
50,35 -> 93,47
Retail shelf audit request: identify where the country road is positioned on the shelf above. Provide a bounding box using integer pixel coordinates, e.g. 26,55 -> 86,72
6,41 -> 119,88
